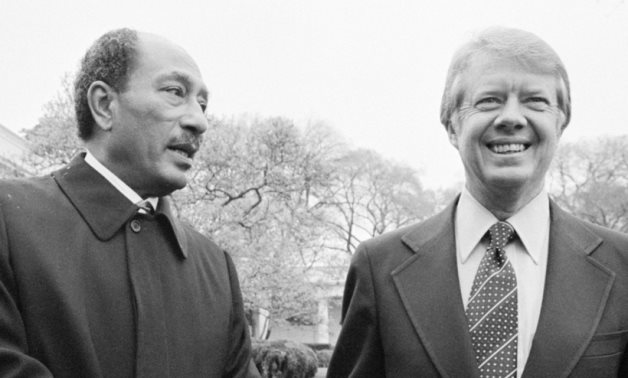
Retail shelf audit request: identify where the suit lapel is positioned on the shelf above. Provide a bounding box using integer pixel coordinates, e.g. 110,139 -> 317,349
395,199 -> 480,378
523,202 -> 615,378
391,196 -> 615,377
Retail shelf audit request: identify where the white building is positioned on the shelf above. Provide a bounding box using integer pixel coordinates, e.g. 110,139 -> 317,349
0,123 -> 32,177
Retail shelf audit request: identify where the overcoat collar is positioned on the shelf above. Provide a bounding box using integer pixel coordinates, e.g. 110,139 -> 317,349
395,196 -> 614,378
53,154 -> 190,258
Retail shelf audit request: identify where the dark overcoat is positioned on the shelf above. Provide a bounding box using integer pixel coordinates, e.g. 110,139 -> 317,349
328,197 -> 628,377
0,155 -> 259,377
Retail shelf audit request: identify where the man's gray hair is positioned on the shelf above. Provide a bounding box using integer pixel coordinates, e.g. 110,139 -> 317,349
440,26 -> 571,129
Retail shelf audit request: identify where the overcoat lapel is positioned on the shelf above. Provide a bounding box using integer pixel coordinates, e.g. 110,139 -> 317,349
53,154 -> 138,240
395,199 -> 480,378
522,202 -> 614,377
54,154 -> 190,257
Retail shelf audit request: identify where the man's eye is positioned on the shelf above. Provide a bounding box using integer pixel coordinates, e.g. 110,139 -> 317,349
526,96 -> 550,110
165,87 -> 185,97
526,96 -> 549,104
475,97 -> 502,109
478,97 -> 501,104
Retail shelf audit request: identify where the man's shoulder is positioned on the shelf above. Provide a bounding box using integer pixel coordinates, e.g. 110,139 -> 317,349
360,223 -> 420,253
574,217 -> 628,250
178,221 -> 219,248
175,219 -> 231,260
357,203 -> 455,262
0,174 -> 52,188
0,174 -> 56,205
552,202 -> 628,247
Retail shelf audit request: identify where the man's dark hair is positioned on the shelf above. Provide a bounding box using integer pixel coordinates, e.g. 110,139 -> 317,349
74,28 -> 138,140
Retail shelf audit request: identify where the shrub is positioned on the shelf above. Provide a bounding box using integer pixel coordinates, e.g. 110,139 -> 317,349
305,343 -> 331,351
315,349 -> 333,368
252,339 -> 318,378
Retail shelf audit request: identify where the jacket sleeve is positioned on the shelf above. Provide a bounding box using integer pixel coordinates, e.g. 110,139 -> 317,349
327,243 -> 385,378
222,251 -> 261,378
0,205 -> 53,377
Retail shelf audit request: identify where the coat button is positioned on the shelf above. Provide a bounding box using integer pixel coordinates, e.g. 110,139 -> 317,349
130,219 -> 141,233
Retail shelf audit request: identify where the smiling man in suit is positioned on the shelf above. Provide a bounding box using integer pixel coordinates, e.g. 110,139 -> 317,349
0,28 -> 259,377
328,27 -> 628,377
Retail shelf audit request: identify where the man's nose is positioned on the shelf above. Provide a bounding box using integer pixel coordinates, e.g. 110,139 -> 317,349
494,97 -> 527,130
181,101 -> 209,135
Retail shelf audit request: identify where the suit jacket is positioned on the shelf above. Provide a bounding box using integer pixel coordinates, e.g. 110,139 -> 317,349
327,197 -> 628,377
0,155 -> 260,377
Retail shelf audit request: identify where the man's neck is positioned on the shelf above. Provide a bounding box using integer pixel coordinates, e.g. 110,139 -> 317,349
466,182 -> 544,221
84,151 -> 158,209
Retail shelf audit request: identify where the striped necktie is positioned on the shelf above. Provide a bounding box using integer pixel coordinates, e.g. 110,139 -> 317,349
466,221 -> 518,378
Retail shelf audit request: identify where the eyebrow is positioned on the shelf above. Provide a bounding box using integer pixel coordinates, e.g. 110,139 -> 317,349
158,71 -> 209,100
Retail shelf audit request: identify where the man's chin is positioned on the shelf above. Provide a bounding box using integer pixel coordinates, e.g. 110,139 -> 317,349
145,173 -> 188,197
167,175 -> 189,192
485,171 -> 544,195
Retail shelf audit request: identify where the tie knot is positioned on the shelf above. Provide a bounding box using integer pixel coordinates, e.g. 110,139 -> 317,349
488,221 -> 515,253
136,200 -> 155,215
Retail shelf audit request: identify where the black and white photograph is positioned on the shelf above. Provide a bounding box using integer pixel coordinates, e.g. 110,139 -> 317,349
1,0 -> 627,377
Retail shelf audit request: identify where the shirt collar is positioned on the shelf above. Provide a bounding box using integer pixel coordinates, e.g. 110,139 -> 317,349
456,188 -> 497,264
456,187 -> 549,264
507,189 -> 549,264
84,151 -> 158,210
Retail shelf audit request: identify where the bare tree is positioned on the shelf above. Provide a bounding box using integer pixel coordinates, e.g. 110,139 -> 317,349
549,136 -> 628,233
174,115 -> 346,322
22,73 -> 82,173
319,149 -> 436,255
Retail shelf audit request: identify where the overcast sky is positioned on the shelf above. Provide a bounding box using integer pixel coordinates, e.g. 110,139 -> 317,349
1,0 -> 627,188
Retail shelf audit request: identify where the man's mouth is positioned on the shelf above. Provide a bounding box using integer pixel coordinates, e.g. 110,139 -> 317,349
167,141 -> 200,160
169,147 -> 192,158
488,143 -> 529,154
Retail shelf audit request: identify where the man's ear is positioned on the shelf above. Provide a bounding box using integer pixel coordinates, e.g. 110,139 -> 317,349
446,122 -> 459,149
558,111 -> 568,137
86,81 -> 117,132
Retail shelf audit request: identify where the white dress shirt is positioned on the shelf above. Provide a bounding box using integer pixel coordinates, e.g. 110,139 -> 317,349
84,151 -> 158,211
455,187 -> 549,377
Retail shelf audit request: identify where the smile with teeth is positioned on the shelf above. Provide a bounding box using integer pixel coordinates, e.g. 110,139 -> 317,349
489,143 -> 528,154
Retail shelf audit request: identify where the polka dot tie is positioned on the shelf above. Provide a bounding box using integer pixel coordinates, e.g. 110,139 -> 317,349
466,221 -> 518,378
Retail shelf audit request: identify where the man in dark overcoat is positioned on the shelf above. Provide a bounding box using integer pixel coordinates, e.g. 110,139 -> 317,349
0,28 -> 260,377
